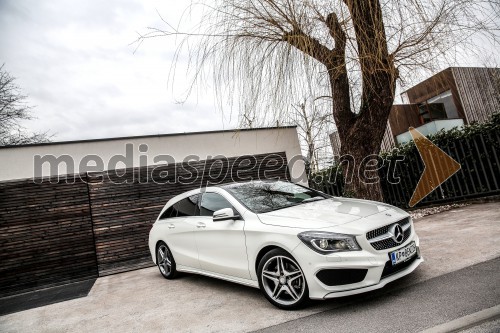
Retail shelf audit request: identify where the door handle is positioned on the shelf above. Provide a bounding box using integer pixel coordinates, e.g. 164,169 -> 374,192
168,224 -> 175,229
196,222 -> 206,228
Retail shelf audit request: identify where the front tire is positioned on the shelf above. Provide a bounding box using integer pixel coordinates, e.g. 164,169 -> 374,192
156,241 -> 177,279
257,249 -> 309,310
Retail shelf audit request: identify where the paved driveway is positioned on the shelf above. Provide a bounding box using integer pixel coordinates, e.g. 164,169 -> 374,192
1,202 -> 499,333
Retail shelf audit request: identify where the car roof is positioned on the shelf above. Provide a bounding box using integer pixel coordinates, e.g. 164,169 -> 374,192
164,180 -> 288,207
156,180 -> 294,220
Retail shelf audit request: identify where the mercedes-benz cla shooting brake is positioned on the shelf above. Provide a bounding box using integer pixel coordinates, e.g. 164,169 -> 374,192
148,180 -> 423,309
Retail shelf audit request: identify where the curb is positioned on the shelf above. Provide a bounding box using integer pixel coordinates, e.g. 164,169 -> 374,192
420,304 -> 500,333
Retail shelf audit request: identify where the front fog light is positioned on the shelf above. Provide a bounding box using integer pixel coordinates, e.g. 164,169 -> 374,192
298,231 -> 361,254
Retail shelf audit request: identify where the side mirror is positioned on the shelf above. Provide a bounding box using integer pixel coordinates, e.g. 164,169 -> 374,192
213,208 -> 242,222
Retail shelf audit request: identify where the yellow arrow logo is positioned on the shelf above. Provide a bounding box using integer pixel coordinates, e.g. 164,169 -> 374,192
408,127 -> 461,207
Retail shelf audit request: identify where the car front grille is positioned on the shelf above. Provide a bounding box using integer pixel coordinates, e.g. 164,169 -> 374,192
366,217 -> 412,251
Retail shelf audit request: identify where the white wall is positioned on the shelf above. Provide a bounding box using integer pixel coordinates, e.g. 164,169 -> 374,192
0,127 -> 307,185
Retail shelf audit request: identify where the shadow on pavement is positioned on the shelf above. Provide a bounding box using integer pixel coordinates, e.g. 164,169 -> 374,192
0,278 -> 96,316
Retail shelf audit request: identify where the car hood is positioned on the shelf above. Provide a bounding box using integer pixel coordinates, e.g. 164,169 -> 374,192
257,197 -> 397,229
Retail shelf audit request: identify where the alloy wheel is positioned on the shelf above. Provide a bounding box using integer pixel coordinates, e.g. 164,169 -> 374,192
261,255 -> 306,306
157,244 -> 172,276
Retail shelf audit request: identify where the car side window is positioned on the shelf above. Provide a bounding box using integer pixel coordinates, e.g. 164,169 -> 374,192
159,194 -> 199,219
199,192 -> 233,217
159,205 -> 176,220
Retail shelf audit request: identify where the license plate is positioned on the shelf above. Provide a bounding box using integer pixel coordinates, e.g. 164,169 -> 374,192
390,242 -> 417,266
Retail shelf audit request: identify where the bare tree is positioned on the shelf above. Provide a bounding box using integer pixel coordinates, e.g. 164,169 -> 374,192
137,0 -> 500,200
0,65 -> 51,146
288,97 -> 334,174
239,96 -> 334,173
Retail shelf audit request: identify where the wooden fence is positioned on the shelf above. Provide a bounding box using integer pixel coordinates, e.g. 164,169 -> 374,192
0,176 -> 98,297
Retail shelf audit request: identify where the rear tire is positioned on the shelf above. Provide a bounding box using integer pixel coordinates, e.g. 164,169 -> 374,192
257,249 -> 309,310
156,241 -> 178,279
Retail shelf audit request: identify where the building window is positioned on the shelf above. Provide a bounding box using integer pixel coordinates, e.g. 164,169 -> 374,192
418,90 -> 459,124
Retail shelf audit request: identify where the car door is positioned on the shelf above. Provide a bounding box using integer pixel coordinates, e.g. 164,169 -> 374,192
161,194 -> 201,269
195,191 -> 250,279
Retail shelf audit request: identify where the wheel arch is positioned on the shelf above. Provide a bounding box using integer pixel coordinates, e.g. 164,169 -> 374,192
254,245 -> 290,274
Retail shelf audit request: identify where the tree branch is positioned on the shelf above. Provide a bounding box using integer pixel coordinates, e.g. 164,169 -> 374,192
283,28 -> 333,65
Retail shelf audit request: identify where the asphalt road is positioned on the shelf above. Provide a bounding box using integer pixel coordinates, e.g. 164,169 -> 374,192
461,318 -> 500,333
256,257 -> 500,333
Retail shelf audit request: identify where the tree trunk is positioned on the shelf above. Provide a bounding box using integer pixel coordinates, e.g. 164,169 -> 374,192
339,128 -> 385,202
323,1 -> 396,201
332,68 -> 394,201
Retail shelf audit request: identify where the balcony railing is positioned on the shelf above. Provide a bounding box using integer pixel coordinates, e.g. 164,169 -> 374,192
396,119 -> 464,144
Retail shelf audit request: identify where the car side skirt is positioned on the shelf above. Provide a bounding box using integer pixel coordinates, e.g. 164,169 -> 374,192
176,265 -> 260,289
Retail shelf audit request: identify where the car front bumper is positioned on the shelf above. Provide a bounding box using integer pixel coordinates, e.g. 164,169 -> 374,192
292,233 -> 423,300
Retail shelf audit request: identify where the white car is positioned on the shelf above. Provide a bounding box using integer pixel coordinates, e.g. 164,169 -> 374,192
148,180 -> 423,309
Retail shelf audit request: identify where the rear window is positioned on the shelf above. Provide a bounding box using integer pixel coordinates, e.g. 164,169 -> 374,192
159,194 -> 199,219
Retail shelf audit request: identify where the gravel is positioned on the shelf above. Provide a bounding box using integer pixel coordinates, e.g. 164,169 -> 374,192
408,203 -> 470,220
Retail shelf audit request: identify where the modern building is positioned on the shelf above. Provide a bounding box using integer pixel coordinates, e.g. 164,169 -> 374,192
330,67 -> 500,156
389,67 -> 499,145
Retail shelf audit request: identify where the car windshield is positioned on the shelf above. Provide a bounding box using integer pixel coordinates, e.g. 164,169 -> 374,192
222,181 -> 328,214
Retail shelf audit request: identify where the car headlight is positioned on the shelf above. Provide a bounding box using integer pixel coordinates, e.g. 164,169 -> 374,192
297,231 -> 361,254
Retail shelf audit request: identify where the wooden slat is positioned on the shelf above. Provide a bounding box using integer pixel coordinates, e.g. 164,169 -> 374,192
452,67 -> 500,124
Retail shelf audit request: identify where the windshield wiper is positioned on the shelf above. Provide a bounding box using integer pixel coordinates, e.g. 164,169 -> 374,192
301,196 -> 326,203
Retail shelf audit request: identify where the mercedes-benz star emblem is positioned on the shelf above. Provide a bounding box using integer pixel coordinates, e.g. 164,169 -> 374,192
390,224 -> 404,244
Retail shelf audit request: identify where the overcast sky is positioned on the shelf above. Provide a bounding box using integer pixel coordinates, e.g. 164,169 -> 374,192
0,0 -> 235,141
1,1 -> 498,142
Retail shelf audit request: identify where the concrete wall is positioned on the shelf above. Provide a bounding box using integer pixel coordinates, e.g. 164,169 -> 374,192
0,127 -> 307,184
